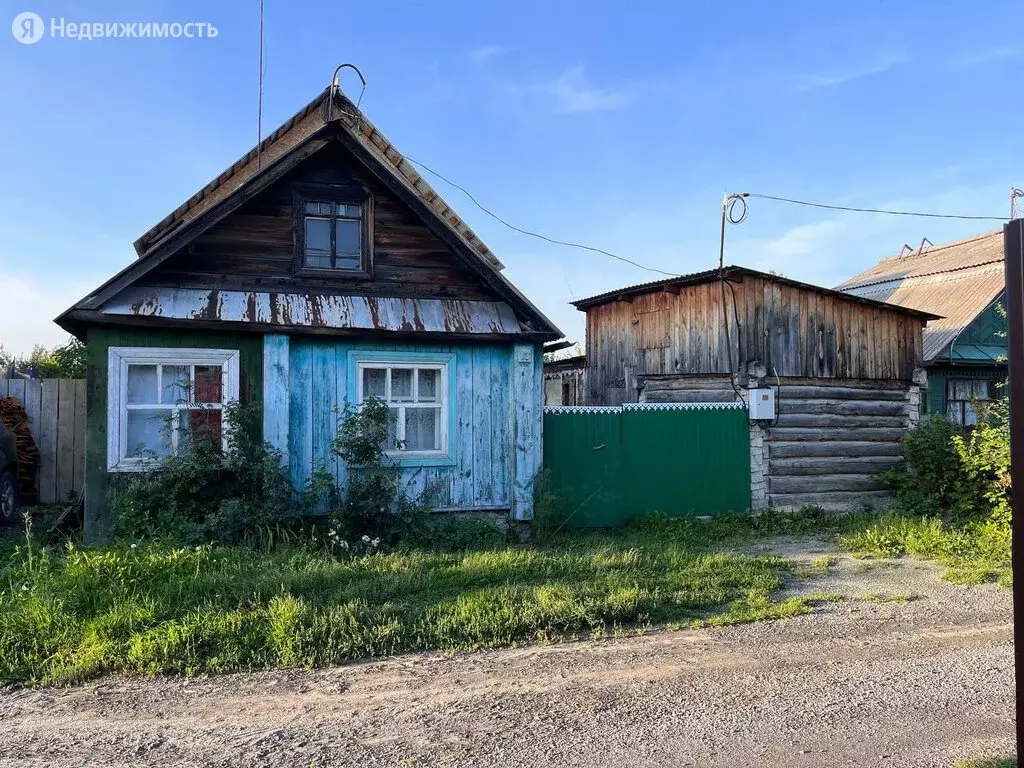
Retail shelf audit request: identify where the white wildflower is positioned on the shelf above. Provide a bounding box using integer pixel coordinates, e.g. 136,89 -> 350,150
371,538 -> 380,548
361,535 -> 370,543
339,540 -> 350,551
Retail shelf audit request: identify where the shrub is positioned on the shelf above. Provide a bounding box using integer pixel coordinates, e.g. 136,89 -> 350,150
323,398 -> 433,547
880,415 -> 967,515
110,402 -> 298,544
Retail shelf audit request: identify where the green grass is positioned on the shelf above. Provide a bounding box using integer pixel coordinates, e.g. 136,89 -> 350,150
954,759 -> 1016,768
835,512 -> 1011,586
0,517 -> 810,686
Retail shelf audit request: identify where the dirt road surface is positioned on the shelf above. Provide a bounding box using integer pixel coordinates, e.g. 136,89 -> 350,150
0,541 -> 1014,767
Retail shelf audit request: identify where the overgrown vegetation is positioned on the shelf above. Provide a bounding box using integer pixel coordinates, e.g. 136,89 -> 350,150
843,403 -> 1012,585
0,338 -> 86,379
0,516 -> 807,685
109,402 -> 298,545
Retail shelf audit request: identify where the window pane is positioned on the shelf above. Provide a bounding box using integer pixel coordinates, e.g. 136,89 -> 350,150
319,202 -> 333,215
304,201 -> 320,214
417,369 -> 439,401
126,409 -> 171,458
342,204 -> 361,218
405,407 -> 440,452
973,380 -> 989,399
181,409 -> 223,450
335,219 -> 361,258
161,365 -> 190,404
363,367 -> 386,398
305,217 -> 331,267
194,366 -> 223,403
387,407 -> 400,450
391,368 -> 413,400
126,365 -> 158,404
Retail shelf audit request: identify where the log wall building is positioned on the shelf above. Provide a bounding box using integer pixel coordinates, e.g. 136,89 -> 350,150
572,266 -> 938,510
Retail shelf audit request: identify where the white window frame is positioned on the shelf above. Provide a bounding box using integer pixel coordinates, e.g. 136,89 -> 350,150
356,360 -> 448,458
107,347 -> 240,472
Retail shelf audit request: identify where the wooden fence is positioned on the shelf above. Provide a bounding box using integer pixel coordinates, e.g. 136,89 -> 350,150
0,379 -> 86,503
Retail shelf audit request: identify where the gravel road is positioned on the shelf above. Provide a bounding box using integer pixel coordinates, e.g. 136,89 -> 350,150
0,539 -> 1014,768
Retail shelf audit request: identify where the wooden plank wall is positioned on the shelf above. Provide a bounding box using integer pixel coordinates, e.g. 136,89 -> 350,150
281,337 -> 542,519
0,379 -> 86,503
145,143 -> 502,303
585,275 -> 925,405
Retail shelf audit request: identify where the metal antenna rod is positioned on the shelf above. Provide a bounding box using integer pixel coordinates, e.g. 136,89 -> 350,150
256,0 -> 265,169
1011,188 -> 1023,219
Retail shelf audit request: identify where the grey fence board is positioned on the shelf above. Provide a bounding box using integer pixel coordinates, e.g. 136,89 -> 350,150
0,378 -> 85,503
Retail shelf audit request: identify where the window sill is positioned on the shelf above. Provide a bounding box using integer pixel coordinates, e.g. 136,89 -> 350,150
295,266 -> 372,280
382,453 -> 456,468
108,458 -> 164,473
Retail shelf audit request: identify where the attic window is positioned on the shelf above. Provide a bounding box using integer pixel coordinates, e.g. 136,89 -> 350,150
294,185 -> 372,277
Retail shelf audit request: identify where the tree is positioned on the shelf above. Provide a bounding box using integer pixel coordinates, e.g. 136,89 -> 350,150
0,338 -> 86,379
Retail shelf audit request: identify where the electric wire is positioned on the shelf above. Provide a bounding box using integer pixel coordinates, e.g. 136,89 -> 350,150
747,193 -> 1006,221
405,157 -> 681,277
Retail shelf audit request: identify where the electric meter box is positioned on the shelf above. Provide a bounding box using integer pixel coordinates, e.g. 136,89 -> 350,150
748,388 -> 776,420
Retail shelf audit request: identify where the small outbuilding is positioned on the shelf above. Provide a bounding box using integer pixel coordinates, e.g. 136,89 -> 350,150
572,266 -> 939,510
56,82 -> 561,541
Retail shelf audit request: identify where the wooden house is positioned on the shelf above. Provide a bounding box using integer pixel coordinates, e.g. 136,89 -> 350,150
838,231 -> 1007,425
571,266 -> 938,510
56,84 -> 561,541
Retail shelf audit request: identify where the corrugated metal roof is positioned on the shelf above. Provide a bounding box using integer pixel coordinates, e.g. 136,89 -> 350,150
102,288 -> 524,335
571,264 -> 940,320
837,231 -> 1005,362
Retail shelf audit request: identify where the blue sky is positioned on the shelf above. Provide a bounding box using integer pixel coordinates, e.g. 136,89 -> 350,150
1,0 -> 1021,354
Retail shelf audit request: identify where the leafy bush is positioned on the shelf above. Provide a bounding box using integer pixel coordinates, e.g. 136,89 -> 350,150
880,415 -> 967,515
110,402 -> 298,544
323,398 -> 433,547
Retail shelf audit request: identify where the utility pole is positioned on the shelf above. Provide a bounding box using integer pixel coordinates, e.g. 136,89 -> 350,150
1002,218 -> 1024,754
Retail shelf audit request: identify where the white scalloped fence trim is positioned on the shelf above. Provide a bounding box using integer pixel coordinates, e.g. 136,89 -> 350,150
544,402 -> 747,414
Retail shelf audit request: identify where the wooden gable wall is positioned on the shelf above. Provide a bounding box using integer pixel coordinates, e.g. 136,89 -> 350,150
585,274 -> 926,405
144,143 -> 503,303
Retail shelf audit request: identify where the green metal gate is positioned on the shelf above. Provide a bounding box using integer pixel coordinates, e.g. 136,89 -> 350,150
542,402 -> 750,528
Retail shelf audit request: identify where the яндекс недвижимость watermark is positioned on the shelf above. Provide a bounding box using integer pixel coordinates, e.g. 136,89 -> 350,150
11,12 -> 219,44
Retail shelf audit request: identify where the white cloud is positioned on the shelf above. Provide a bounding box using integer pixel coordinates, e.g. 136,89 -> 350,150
542,65 -> 636,114
468,45 -> 516,64
792,53 -> 908,91
0,273 -> 93,356
949,46 -> 1022,70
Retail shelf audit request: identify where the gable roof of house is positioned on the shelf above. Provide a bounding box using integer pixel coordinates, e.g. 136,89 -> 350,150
836,231 -> 1005,362
56,85 -> 561,340
571,264 -> 940,320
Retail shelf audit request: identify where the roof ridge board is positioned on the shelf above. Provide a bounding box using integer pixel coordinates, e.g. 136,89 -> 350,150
872,229 -> 1002,265
839,258 -> 1006,291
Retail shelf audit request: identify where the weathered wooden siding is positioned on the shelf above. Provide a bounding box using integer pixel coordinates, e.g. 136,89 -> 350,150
268,337 -> 543,519
765,377 -> 912,509
145,144 -> 502,303
586,275 -> 925,405
0,378 -> 86,504
84,327 -> 263,542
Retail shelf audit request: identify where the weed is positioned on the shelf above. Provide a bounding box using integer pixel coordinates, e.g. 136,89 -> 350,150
860,592 -> 915,603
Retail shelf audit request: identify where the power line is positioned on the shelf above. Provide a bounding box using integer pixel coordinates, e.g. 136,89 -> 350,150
747,193 -> 1006,221
404,157 -> 680,277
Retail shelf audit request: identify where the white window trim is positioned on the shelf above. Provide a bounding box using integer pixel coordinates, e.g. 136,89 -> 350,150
356,360 -> 448,458
107,347 -> 240,472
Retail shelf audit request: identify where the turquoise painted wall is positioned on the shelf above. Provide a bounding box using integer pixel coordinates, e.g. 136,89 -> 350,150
264,335 -> 543,519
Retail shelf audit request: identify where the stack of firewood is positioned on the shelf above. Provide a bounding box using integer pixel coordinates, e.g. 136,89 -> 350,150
0,396 -> 39,505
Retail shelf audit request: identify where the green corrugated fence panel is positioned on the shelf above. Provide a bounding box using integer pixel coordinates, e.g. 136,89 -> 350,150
542,407 -> 623,528
542,403 -> 750,528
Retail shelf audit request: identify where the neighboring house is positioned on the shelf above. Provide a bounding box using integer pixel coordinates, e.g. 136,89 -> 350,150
542,354 -> 586,406
56,83 -> 561,541
571,265 -> 937,510
837,231 -> 1007,425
